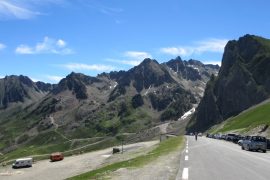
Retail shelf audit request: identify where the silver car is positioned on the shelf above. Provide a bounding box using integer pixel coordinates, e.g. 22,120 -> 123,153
242,136 -> 267,153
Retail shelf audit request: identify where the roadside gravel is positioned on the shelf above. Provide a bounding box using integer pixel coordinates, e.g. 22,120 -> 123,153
108,144 -> 182,180
0,141 -> 158,180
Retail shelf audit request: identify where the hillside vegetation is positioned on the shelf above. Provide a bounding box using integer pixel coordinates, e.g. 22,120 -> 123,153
210,100 -> 270,134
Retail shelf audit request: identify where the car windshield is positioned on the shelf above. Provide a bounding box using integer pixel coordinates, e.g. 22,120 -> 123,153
252,136 -> 266,142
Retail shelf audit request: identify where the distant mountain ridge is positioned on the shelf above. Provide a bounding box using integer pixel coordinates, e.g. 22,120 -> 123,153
0,57 -> 219,154
188,34 -> 270,131
0,75 -> 53,109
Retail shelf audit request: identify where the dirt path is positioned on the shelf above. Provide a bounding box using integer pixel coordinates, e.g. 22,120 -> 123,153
158,123 -> 169,134
0,141 -> 158,180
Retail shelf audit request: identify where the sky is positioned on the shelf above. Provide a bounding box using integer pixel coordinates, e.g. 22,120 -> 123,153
0,0 -> 270,83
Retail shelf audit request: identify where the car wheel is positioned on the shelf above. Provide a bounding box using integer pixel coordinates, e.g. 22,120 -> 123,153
247,145 -> 250,151
241,146 -> 244,150
263,150 -> 266,153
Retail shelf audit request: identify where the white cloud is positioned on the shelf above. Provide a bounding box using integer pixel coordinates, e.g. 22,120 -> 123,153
16,45 -> 33,54
0,0 -> 66,20
160,47 -> 191,56
62,63 -> 116,72
99,7 -> 123,15
0,75 -> 4,79
161,39 -> 228,57
29,77 -> 40,82
204,61 -> 221,66
46,75 -> 64,83
107,51 -> 152,66
57,39 -> 66,47
124,51 -> 152,60
106,58 -> 141,66
84,2 -> 123,15
0,0 -> 39,19
0,43 -> 6,50
196,39 -> 228,53
15,37 -> 74,55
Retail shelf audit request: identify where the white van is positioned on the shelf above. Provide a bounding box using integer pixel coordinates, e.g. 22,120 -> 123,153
12,158 -> 33,168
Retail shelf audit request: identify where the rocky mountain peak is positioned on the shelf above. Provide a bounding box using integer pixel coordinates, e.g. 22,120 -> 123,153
0,75 -> 43,108
129,58 -> 175,92
188,34 -> 270,132
53,72 -> 101,99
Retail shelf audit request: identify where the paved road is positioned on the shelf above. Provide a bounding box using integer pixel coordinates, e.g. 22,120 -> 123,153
176,136 -> 270,180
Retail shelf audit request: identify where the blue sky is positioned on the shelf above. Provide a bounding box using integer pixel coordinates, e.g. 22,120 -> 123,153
0,0 -> 269,83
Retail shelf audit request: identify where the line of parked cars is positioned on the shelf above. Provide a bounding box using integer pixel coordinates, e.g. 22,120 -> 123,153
206,133 -> 270,153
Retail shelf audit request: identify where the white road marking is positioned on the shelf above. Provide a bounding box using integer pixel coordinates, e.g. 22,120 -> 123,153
185,155 -> 188,161
186,149 -> 188,153
182,168 -> 189,180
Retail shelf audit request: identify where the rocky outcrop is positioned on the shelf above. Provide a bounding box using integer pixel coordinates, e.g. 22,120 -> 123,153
52,72 -> 101,99
0,75 -> 44,108
189,34 -> 270,131
36,81 -> 56,92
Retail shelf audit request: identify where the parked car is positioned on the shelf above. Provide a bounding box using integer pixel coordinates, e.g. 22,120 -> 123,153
226,134 -> 237,141
12,158 -> 32,168
267,139 -> 270,149
232,135 -> 243,143
50,152 -> 64,162
242,136 -> 267,153
221,134 -> 226,140
238,136 -> 250,146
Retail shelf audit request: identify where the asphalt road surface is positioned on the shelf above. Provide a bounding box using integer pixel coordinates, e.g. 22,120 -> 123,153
176,136 -> 270,180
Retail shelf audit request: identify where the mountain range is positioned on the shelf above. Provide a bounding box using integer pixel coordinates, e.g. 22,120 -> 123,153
0,57 -> 219,153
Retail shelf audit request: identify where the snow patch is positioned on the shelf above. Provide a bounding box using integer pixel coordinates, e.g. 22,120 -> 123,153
179,107 -> 195,120
114,82 -> 118,88
144,85 -> 152,96
187,65 -> 199,71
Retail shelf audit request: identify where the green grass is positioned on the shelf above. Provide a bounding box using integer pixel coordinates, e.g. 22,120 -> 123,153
0,131 -> 71,163
68,136 -> 184,180
0,133 -> 120,164
253,36 -> 270,51
212,102 -> 270,133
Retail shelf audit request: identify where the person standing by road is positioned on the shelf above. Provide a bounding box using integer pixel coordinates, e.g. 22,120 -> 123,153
195,132 -> 198,141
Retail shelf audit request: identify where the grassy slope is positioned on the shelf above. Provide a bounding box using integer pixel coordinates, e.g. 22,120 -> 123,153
68,136 -> 184,180
0,131 -> 120,163
210,101 -> 270,133
0,99 -> 153,163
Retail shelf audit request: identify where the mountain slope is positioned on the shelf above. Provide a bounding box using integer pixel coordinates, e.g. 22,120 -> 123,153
188,34 -> 270,132
209,99 -> 270,136
0,58 -> 219,157
0,75 -> 49,109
